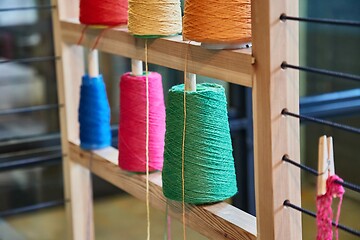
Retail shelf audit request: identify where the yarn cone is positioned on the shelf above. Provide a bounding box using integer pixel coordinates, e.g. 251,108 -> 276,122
162,83 -> 237,204
78,74 -> 111,150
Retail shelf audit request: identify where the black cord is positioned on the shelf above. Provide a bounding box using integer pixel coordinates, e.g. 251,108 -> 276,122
283,200 -> 360,237
281,62 -> 360,83
0,153 -> 64,171
282,155 -> 318,176
0,200 -> 65,218
0,104 -> 62,116
0,5 -> 55,12
337,180 -> 360,193
282,156 -> 360,193
282,109 -> 360,135
280,14 -> 360,27
0,56 -> 60,64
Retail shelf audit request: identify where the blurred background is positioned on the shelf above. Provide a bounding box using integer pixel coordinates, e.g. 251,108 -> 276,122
0,0 -> 359,239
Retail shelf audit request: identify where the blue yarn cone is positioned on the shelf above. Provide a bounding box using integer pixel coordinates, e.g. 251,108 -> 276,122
78,74 -> 111,150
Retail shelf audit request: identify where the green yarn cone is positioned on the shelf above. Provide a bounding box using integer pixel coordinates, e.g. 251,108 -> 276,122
162,83 -> 237,204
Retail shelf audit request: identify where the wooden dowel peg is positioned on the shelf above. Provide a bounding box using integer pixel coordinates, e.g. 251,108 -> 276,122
131,59 -> 143,76
88,49 -> 99,78
185,73 -> 196,91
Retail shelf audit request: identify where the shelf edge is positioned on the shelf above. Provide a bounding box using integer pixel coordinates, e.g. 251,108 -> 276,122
60,20 -> 253,88
68,141 -> 257,240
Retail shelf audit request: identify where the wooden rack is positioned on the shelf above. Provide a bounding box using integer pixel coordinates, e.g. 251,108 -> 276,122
52,0 -> 302,239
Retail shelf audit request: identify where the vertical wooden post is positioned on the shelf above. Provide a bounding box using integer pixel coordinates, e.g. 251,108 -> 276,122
51,1 -> 95,239
252,0 -> 302,239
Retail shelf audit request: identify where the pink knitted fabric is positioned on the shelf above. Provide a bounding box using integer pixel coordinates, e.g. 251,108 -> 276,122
316,175 -> 345,240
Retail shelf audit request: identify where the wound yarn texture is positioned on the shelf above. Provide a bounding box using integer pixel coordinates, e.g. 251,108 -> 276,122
183,0 -> 251,43
316,175 -> 345,240
162,83 -> 237,204
80,0 -> 128,26
118,72 -> 166,172
79,75 -> 111,150
128,0 -> 182,36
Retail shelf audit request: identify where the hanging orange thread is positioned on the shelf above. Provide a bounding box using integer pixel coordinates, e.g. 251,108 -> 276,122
183,0 -> 251,43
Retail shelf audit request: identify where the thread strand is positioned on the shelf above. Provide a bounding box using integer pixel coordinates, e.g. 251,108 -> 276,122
145,40 -> 151,240
180,42 -> 191,240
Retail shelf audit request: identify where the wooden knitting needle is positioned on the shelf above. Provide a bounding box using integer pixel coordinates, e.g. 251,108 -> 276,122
88,49 -> 99,78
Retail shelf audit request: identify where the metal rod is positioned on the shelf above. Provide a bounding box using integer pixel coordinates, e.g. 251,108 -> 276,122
281,62 -> 360,82
0,133 -> 60,148
0,153 -> 63,171
0,146 -> 61,159
284,200 -> 360,237
0,56 -> 60,64
0,104 -> 62,116
282,156 -> 360,193
280,14 -> 360,27
0,200 -> 65,218
282,155 -> 318,176
0,5 -> 55,12
282,109 -> 360,135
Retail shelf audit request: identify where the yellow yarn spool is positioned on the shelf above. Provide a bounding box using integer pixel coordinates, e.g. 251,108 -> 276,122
128,0 -> 182,37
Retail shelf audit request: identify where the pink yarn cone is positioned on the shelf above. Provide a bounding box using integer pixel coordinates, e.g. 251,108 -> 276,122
118,72 -> 165,172
316,175 -> 345,240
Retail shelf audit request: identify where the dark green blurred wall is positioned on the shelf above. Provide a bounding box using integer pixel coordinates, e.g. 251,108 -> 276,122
302,0 -> 360,189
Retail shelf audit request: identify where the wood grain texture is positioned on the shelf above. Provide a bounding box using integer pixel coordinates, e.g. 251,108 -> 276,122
61,19 -> 253,88
52,1 -> 95,239
251,0 -> 302,239
68,141 -> 257,240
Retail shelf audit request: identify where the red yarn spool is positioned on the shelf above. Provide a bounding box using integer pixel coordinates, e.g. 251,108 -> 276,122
118,72 -> 166,172
79,0 -> 128,26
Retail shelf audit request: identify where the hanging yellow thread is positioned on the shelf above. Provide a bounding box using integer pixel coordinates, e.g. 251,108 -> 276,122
128,0 -> 182,36
180,41 -> 193,240
145,39 -> 151,240
183,0 -> 251,43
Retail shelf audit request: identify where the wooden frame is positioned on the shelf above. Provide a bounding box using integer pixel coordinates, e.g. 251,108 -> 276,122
52,0 -> 301,239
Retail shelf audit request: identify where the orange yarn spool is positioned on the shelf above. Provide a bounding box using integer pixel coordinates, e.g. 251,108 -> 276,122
183,0 -> 251,44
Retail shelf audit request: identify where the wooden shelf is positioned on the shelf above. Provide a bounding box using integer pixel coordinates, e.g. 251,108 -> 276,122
68,141 -> 257,240
61,20 -> 254,88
